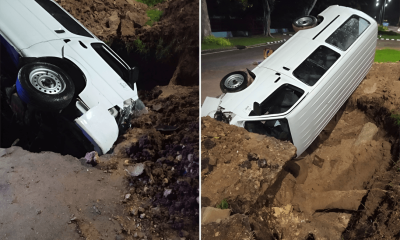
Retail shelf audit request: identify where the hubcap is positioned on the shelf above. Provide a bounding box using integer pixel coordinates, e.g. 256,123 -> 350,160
295,17 -> 314,27
224,74 -> 244,89
29,68 -> 65,94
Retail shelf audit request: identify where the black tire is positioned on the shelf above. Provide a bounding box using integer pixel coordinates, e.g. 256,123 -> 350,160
16,62 -> 75,111
220,71 -> 248,93
292,15 -> 317,32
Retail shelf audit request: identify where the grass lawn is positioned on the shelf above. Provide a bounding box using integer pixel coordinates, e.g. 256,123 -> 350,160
202,36 -> 282,50
378,34 -> 400,40
374,49 -> 400,62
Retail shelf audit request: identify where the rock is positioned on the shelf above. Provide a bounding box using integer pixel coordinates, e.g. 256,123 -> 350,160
126,0 -> 148,10
239,161 -> 252,169
125,163 -> 145,176
120,19 -> 135,37
312,155 -> 324,168
257,159 -> 268,168
203,139 -> 216,150
138,207 -> 145,213
137,231 -> 145,238
125,194 -> 131,199
85,151 -> 99,164
152,104 -> 162,111
130,207 -> 138,216
208,156 -> 217,166
201,207 -> 231,225
140,213 -> 145,218
108,11 -> 120,31
126,11 -> 149,27
353,122 -> 378,146
164,189 -> 172,197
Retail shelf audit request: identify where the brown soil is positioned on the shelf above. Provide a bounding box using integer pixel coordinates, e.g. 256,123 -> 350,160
201,62 -> 400,239
56,0 -> 199,86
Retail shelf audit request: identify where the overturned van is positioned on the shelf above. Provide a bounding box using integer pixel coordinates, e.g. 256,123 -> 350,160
0,0 -> 143,155
201,6 -> 377,157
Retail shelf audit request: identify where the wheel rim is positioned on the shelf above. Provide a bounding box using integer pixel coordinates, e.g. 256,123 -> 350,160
295,17 -> 314,27
224,74 -> 244,89
29,68 -> 66,95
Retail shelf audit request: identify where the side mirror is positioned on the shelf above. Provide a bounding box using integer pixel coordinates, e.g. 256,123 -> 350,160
128,67 -> 139,86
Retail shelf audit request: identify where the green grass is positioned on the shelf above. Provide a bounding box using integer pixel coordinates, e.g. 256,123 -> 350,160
391,111 -> 400,126
136,0 -> 165,6
216,199 -> 229,209
132,39 -> 148,53
202,35 -> 281,50
374,49 -> 400,63
146,9 -> 163,26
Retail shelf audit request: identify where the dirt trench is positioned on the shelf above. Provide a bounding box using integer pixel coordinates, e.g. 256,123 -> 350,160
201,62 -> 400,240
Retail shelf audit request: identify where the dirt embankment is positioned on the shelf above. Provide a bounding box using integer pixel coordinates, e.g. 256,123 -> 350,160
0,85 -> 199,240
56,0 -> 199,87
201,62 -> 400,239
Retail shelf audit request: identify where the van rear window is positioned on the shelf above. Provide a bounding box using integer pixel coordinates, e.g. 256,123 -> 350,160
326,15 -> 370,51
35,0 -> 93,38
293,45 -> 340,86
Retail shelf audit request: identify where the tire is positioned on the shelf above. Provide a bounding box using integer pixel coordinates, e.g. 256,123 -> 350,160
16,62 -> 75,111
292,15 -> 317,32
220,71 -> 248,93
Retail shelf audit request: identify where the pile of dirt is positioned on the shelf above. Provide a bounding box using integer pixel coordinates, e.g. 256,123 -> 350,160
108,85 -> 200,239
56,0 -> 199,86
201,62 -> 400,239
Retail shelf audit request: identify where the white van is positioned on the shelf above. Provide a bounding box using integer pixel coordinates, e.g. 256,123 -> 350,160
0,0 -> 142,154
201,6 -> 378,157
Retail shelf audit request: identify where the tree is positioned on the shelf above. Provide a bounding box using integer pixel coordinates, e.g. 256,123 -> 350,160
201,0 -> 212,41
306,0 -> 317,15
263,0 -> 275,37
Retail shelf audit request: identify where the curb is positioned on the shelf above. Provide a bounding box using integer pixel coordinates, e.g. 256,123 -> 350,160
378,38 -> 400,41
201,38 -> 290,54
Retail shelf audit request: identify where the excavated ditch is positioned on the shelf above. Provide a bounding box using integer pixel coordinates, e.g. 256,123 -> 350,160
201,62 -> 400,240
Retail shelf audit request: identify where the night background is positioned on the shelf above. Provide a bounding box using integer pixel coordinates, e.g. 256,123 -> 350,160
205,0 -> 400,34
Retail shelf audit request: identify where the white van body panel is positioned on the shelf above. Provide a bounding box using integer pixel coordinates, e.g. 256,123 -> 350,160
0,0 -> 140,154
201,6 -> 377,157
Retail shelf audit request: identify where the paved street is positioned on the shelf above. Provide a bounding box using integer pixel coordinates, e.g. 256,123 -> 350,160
201,42 -> 284,103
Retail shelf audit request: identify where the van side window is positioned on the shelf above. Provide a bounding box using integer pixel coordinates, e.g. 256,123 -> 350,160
244,118 -> 293,143
249,84 -> 304,116
326,15 -> 370,51
293,46 -> 340,86
91,43 -> 128,81
35,0 -> 93,38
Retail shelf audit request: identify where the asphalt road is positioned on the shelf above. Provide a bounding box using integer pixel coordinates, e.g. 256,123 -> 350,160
201,42 -> 284,103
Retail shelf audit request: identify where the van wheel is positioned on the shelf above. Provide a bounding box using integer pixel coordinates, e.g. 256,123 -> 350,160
292,16 -> 317,32
16,62 -> 75,111
220,71 -> 248,93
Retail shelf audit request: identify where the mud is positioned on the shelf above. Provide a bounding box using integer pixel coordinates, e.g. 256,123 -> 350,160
201,62 -> 400,239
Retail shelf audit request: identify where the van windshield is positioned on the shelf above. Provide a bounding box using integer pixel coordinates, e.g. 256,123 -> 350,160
249,84 -> 304,116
